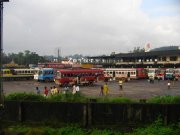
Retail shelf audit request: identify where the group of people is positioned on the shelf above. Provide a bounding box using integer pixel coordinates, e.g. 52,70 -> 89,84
99,79 -> 124,96
35,84 -> 80,97
35,86 -> 60,97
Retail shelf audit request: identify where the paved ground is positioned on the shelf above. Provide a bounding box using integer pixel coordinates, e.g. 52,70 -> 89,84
3,79 -> 180,99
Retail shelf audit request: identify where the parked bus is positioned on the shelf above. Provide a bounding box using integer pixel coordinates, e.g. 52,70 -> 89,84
165,68 -> 175,80
37,68 -> 55,82
54,69 -> 104,86
103,68 -> 147,81
174,68 -> 180,80
2,68 -> 35,81
33,68 -> 40,80
147,68 -> 158,79
156,68 -> 166,80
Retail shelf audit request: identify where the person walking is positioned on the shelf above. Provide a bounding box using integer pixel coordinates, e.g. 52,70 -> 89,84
75,85 -> 80,94
50,86 -> 54,96
167,80 -> 171,89
103,83 -> 109,96
118,79 -> 123,90
53,86 -> 59,94
44,86 -> 49,97
36,87 -> 40,94
99,85 -> 104,96
72,84 -> 76,95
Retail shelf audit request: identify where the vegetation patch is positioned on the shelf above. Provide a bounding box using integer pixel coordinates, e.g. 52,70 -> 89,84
5,92 -> 46,101
4,120 -> 180,135
147,95 -> 180,104
95,97 -> 135,103
5,93 -> 180,104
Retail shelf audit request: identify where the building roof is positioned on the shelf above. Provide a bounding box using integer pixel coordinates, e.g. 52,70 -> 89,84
150,46 -> 180,52
88,50 -> 180,59
115,50 -> 180,58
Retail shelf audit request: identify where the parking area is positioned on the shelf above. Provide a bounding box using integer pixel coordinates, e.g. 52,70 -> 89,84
3,79 -> 180,99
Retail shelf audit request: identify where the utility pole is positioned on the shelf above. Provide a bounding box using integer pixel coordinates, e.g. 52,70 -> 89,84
58,47 -> 61,63
0,1 -> 9,134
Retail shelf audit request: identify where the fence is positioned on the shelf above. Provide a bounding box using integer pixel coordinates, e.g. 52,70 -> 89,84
3,101 -> 180,127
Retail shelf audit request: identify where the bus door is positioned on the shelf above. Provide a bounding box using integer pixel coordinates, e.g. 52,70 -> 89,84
113,71 -> 115,80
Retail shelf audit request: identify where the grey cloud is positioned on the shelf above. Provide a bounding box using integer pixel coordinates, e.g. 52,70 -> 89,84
3,0 -> 180,56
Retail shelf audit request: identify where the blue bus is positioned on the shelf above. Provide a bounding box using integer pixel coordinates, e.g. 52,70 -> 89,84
38,68 -> 55,82
165,68 -> 175,80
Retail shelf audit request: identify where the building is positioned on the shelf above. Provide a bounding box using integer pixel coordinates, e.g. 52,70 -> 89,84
85,46 -> 180,68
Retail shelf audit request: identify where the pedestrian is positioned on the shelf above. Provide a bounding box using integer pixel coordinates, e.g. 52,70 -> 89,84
44,86 -> 49,97
103,83 -> 109,96
118,79 -> 123,90
72,84 -> 76,94
50,86 -> 54,96
167,80 -> 171,89
75,85 -> 80,94
99,85 -> 104,96
36,87 -> 40,94
53,86 -> 59,94
64,85 -> 69,94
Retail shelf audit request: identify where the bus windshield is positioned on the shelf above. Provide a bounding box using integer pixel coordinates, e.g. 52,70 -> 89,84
148,70 -> 155,73
56,72 -> 61,78
38,71 -> 43,75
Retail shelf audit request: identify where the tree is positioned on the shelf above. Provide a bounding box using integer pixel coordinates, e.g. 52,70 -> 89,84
129,47 -> 145,53
2,50 -> 49,66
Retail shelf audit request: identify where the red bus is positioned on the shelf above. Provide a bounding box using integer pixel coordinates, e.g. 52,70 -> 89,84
54,69 -> 104,86
38,62 -> 72,69
156,68 -> 166,80
103,68 -> 147,81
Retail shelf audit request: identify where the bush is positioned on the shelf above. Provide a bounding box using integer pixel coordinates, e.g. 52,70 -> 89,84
147,96 -> 180,104
49,93 -> 86,102
5,93 -> 46,101
96,97 -> 135,103
130,119 -> 180,135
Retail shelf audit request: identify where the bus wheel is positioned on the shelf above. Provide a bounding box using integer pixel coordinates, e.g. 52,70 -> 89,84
89,81 -> 93,86
45,78 -> 49,83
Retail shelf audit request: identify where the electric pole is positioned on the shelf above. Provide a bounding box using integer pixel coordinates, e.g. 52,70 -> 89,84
0,1 -> 9,134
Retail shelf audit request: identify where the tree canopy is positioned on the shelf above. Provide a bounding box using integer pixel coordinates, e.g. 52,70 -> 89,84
3,50 -> 49,66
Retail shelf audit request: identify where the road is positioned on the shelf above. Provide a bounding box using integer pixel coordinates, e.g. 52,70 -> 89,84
3,79 -> 180,99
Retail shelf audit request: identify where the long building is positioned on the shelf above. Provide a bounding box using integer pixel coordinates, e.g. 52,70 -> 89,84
86,46 -> 180,68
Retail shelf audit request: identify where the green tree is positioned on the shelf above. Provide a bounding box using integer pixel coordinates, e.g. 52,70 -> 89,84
129,46 -> 145,53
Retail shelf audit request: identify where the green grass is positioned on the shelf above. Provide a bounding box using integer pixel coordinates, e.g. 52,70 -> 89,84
4,120 -> 180,135
96,97 -> 135,103
4,93 -> 180,104
5,92 -> 46,101
147,95 -> 180,104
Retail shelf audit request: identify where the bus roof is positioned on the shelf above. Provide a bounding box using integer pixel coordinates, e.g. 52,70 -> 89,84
57,69 -> 103,74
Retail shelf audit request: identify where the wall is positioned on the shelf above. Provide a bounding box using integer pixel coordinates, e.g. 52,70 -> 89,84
3,101 -> 180,127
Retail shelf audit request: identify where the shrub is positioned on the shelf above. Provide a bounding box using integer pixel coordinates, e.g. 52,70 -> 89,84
5,93 -> 46,101
96,97 -> 135,103
49,93 -> 87,102
147,96 -> 180,104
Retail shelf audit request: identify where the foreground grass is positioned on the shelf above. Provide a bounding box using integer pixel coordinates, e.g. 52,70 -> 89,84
4,120 -> 180,135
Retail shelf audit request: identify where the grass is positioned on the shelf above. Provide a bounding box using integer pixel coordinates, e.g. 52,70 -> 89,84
147,95 -> 180,104
4,120 -> 180,135
4,93 -> 180,103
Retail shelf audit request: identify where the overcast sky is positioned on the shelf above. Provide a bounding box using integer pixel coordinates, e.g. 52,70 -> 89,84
3,0 -> 180,56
